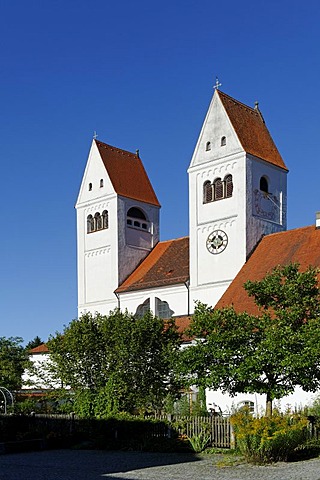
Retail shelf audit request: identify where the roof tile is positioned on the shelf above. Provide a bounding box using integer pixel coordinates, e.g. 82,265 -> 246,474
95,140 -> 160,207
218,91 -> 288,171
29,344 -> 49,354
116,237 -> 189,293
216,225 -> 320,315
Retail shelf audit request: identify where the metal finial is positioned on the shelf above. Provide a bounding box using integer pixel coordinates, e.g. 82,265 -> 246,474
214,77 -> 222,90
93,131 -> 98,140
254,101 -> 259,110
136,149 -> 140,158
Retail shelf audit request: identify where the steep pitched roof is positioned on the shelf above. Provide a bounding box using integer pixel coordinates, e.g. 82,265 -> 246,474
217,91 -> 288,171
216,225 -> 320,315
95,140 -> 160,207
116,237 -> 189,293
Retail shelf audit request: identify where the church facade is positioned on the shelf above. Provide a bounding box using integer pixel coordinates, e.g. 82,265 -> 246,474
76,89 -> 288,321
24,88 -> 320,415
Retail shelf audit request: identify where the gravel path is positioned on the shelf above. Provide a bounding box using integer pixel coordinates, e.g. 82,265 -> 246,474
0,450 -> 319,480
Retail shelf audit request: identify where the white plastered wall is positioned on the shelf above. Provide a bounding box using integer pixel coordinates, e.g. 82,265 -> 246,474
119,283 -> 189,318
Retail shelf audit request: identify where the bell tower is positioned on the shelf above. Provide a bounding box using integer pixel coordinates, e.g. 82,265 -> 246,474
188,90 -> 288,310
76,140 -> 160,317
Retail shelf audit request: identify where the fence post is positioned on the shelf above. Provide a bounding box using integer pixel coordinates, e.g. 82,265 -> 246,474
230,422 -> 235,449
166,414 -> 173,438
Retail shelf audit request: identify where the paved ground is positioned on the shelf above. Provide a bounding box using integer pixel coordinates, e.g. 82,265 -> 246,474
0,450 -> 319,480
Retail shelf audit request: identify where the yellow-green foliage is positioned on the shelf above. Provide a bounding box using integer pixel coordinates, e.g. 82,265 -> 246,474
231,408 -> 309,464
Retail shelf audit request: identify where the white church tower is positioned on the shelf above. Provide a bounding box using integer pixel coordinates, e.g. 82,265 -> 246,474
188,89 -> 288,309
76,140 -> 160,316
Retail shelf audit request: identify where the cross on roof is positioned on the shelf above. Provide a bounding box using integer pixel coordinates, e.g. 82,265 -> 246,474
93,131 -> 98,139
214,77 -> 222,90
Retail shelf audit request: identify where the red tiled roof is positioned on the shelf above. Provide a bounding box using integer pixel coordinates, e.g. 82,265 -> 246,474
29,344 -> 49,354
116,237 -> 189,293
218,91 -> 288,171
216,225 -> 320,315
95,140 -> 160,207
174,315 -> 192,341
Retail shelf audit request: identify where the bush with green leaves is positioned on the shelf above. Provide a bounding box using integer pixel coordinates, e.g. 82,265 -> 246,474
231,408 -> 310,464
187,428 -> 211,453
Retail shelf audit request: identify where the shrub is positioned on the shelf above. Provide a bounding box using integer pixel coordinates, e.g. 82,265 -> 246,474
187,429 -> 211,453
231,408 -> 309,464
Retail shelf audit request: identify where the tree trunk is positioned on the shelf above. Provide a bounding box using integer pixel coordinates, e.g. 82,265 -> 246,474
266,393 -> 273,417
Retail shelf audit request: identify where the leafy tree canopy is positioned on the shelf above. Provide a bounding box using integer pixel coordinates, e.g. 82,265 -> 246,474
47,310 -> 181,416
25,336 -> 44,351
0,336 -> 29,391
179,263 -> 320,416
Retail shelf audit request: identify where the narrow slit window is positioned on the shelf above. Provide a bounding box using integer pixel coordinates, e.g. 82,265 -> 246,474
203,181 -> 213,203
260,176 -> 269,193
87,215 -> 94,233
214,178 -> 223,200
224,174 -> 233,198
206,141 -> 211,151
221,136 -> 226,146
102,210 -> 108,229
95,212 -> 102,230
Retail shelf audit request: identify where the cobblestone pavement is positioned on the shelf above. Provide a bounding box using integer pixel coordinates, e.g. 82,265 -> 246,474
0,450 -> 319,480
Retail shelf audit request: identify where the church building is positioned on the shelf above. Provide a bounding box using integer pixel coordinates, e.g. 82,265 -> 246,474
25,87 -> 320,414
75,89 -> 288,321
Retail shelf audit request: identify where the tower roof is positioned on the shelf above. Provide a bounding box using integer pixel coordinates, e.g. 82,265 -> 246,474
116,237 -> 189,293
216,225 -> 320,315
217,90 -> 288,171
95,140 -> 160,207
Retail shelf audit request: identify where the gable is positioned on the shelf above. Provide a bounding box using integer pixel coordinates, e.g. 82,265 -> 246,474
189,91 -> 244,167
216,225 -> 320,315
218,91 -> 288,171
116,237 -> 189,293
96,140 -> 160,207
189,90 -> 288,171
76,140 -> 160,208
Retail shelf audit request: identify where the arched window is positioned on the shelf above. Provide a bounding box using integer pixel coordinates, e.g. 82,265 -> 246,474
88,183 -> 92,191
127,207 -> 149,231
102,210 -> 108,229
127,207 -> 146,220
94,212 -> 102,230
224,174 -> 233,198
100,179 -> 104,188
206,141 -> 211,151
135,298 -> 150,318
155,298 -> 174,319
203,181 -> 213,203
237,400 -> 254,413
87,215 -> 94,233
221,136 -> 226,146
214,178 -> 223,200
260,176 -> 269,193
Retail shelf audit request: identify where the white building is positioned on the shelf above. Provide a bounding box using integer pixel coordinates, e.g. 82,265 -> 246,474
74,87 -> 320,415
76,89 -> 287,321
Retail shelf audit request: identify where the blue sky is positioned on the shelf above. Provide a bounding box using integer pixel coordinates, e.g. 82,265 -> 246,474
1,0 -> 320,343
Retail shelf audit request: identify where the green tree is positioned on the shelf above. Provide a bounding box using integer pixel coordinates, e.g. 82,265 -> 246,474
0,337 -> 29,391
179,263 -> 320,417
47,310 -> 181,416
25,336 -> 44,350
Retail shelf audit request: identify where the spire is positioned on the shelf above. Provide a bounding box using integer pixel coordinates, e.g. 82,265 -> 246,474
254,101 -> 265,124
